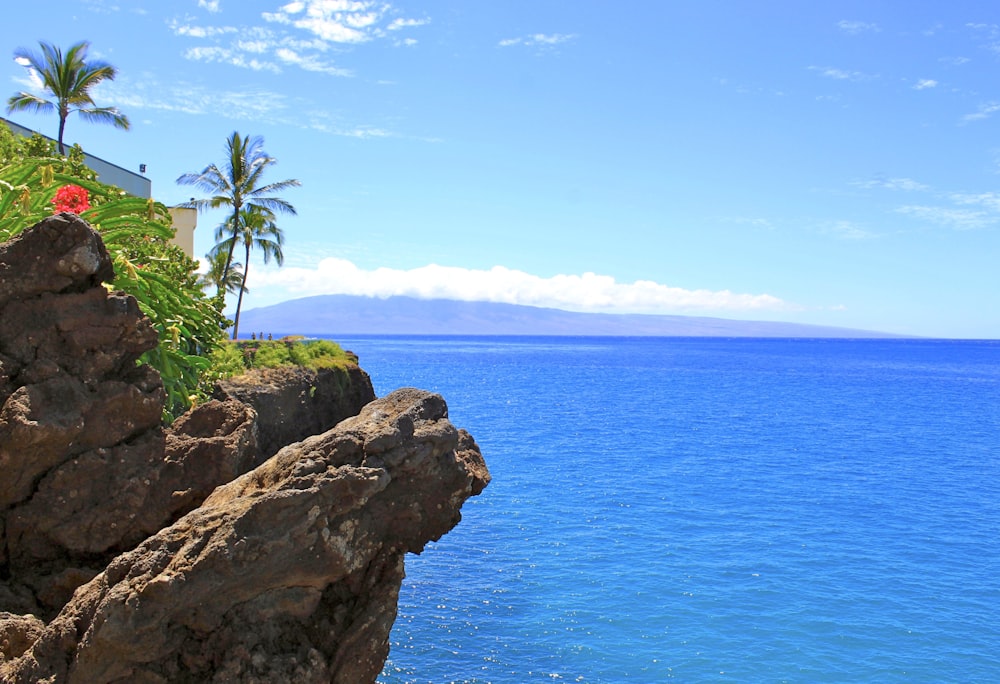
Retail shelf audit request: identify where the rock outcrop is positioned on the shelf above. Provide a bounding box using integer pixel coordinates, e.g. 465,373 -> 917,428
215,365 -> 376,459
0,216 -> 489,682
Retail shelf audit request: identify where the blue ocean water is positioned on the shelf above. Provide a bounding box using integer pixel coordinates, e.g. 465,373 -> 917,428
333,336 -> 1000,683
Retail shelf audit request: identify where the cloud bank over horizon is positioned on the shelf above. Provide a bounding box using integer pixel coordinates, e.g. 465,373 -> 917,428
247,258 -> 793,314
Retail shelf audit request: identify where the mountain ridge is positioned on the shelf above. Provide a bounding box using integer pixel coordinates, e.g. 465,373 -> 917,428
235,294 -> 905,338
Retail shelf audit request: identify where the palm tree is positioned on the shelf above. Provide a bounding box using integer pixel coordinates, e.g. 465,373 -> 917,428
177,132 -> 299,297
216,205 -> 285,340
198,249 -> 246,298
7,41 -> 130,155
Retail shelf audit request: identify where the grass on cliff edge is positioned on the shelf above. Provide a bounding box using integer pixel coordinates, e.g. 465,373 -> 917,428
209,337 -> 357,381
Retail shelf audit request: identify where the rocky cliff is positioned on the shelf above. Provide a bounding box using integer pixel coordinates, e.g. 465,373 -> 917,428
0,216 -> 490,682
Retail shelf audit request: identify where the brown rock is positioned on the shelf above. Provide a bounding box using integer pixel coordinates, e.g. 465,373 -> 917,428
0,613 -> 44,664
0,217 -> 491,682
1,389 -> 490,684
215,364 -> 376,459
0,213 -> 114,307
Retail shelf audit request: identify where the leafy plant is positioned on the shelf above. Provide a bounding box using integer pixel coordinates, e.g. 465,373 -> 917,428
212,204 -> 285,340
7,40 -> 130,155
177,131 -> 300,299
0,122 -> 227,421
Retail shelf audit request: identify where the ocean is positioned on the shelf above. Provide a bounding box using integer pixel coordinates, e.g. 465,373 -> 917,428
330,336 -> 1000,683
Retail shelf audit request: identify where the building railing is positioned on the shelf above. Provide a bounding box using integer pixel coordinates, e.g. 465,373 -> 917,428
1,116 -> 151,198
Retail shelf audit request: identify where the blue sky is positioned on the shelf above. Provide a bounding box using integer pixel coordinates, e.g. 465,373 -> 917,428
5,1 -> 1000,337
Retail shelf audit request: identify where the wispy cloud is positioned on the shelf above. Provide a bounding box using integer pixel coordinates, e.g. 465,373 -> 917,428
949,191 -> 1000,212
261,0 -> 424,44
80,0 -> 122,14
171,23 -> 239,39
103,78 -> 290,119
854,177 -> 929,191
250,259 -> 791,313
104,75 -> 403,139
172,1 -> 426,76
499,33 -> 577,49
275,48 -> 353,76
822,220 -> 876,240
724,216 -> 775,230
837,20 -> 879,35
808,66 -> 875,82
895,205 -> 995,230
963,101 -> 1000,122
183,46 -> 281,73
388,18 -> 429,31
913,79 -> 938,90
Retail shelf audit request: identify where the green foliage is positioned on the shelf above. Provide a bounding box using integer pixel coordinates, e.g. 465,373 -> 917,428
177,131 -> 300,307
251,341 -> 294,368
8,40 -> 130,154
0,122 -> 227,422
206,342 -> 246,377
213,204 -> 285,339
210,338 -> 354,378
289,339 -> 352,369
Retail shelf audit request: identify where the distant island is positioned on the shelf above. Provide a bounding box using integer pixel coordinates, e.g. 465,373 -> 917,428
236,295 -> 903,338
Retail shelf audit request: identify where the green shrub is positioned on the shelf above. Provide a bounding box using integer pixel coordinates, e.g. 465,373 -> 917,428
207,342 -> 246,378
212,338 -> 353,378
0,122 -> 228,422
252,340 -> 294,368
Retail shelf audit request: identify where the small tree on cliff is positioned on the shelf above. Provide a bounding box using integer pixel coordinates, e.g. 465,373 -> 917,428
7,41 -> 130,156
213,205 -> 285,340
177,132 -> 299,297
199,249 -> 246,299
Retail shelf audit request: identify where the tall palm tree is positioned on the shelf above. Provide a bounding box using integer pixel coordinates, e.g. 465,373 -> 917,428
198,249 -> 246,298
7,41 -> 130,155
177,132 -> 299,297
216,205 -> 285,340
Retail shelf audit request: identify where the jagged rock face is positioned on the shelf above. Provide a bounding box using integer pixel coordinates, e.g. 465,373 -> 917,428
0,216 -> 165,616
0,216 -> 490,682
2,388 -> 490,683
215,364 -> 376,459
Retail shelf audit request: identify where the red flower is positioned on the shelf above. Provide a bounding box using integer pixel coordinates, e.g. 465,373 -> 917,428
51,185 -> 91,214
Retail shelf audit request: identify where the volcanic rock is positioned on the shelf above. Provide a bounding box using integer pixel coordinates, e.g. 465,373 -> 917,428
0,213 -> 490,682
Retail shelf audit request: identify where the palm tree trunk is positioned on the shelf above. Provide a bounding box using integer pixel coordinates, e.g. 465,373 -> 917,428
57,114 -> 67,156
231,239 -> 251,340
218,206 -> 241,297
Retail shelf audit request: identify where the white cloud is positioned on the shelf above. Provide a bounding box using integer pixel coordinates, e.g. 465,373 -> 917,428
896,205 -> 994,230
823,220 -> 875,240
104,78 -> 290,119
499,33 -> 577,48
14,66 -> 46,91
275,48 -> 352,76
963,101 -> 1000,122
175,1 -> 425,79
183,46 -> 281,72
262,0 -> 423,44
949,191 -> 1000,212
913,79 -> 938,90
198,0 -> 221,12
237,40 -> 271,53
250,259 -> 790,313
837,20 -> 879,35
388,17 -> 428,31
808,66 -> 874,81
855,177 -> 929,191
170,23 -> 239,38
